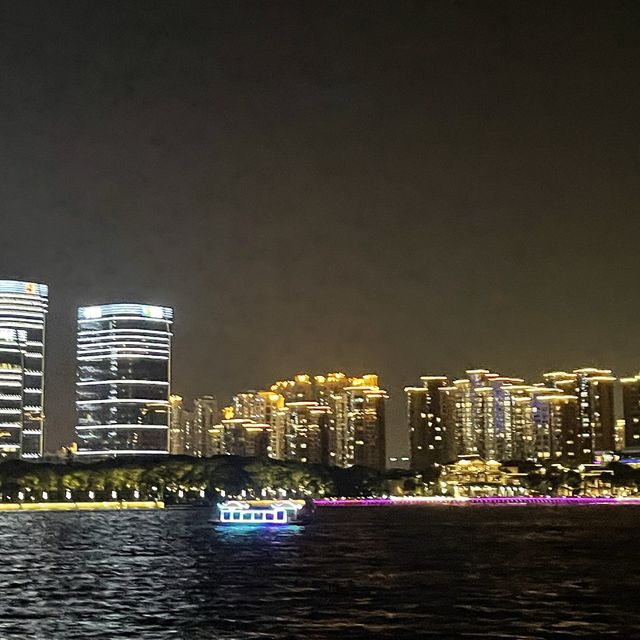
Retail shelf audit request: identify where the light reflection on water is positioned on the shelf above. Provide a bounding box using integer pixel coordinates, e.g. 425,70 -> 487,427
0,506 -> 639,638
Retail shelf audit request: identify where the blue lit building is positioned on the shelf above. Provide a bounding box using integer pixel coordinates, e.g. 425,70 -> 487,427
0,280 -> 48,459
75,303 -> 173,456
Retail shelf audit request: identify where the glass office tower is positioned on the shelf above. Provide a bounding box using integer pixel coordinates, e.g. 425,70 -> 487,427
0,280 -> 48,459
76,303 -> 173,456
0,329 -> 25,458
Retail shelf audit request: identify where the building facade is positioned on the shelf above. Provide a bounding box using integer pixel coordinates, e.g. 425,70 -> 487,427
233,390 -> 285,458
192,395 -> 218,457
284,401 -> 330,464
219,372 -> 388,469
406,376 -> 453,470
169,394 -> 194,455
219,418 -> 271,458
549,368 -> 616,460
168,394 -> 219,456
348,385 -> 388,471
75,303 -> 173,456
531,391 -> 579,460
622,374 -> 640,448
169,394 -> 185,454
0,280 -> 48,459
0,329 -> 25,458
410,366 -> 614,467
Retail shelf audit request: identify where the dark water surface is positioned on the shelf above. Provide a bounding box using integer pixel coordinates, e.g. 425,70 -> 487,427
1,505 -> 639,639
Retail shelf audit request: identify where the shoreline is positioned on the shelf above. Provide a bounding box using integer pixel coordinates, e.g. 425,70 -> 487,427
314,496 -> 640,506
0,500 -> 164,512
3,495 -> 640,512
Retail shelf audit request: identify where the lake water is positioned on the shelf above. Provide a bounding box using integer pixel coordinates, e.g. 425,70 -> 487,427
1,505 -> 639,639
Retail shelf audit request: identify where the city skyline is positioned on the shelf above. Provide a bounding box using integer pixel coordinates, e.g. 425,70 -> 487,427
406,367 -> 626,471
3,275 -> 640,461
2,4 -> 640,639
2,2 -> 640,457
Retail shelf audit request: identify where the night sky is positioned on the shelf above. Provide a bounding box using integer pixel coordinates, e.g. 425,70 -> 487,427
1,1 -> 639,454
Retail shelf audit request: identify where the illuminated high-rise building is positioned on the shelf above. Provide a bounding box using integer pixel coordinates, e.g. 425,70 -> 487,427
0,280 -> 48,459
169,394 -> 219,456
219,418 -> 271,457
475,378 -> 536,461
509,389 -> 536,460
456,370 -> 500,455
224,372 -> 389,469
0,329 -> 25,458
271,404 -> 290,460
531,391 -> 579,460
220,418 -> 247,455
621,374 -> 640,448
241,422 -> 271,457
439,385 -> 460,456
347,385 -> 388,471
207,422 -> 225,456
615,418 -> 626,451
545,368 -> 615,460
271,374 -> 314,402
169,394 -> 187,454
272,372 -> 376,467
474,378 -> 509,460
233,390 -> 285,458
430,371 -> 537,463
193,395 -> 218,457
436,370 -> 499,457
233,391 -> 268,421
406,376 -> 452,470
416,367 -> 616,465
75,303 -> 173,456
284,401 -> 330,464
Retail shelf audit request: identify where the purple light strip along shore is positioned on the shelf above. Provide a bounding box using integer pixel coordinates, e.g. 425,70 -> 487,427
314,496 -> 640,507
315,498 -> 393,506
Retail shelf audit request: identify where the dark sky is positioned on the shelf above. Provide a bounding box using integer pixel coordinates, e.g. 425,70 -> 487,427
1,1 -> 639,454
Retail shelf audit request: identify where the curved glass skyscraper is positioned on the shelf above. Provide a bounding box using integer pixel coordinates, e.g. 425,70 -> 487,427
0,329 -> 26,458
75,303 -> 173,456
0,280 -> 48,459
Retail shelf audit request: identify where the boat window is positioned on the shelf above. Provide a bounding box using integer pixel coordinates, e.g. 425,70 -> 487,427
221,512 -> 230,521
233,512 -> 241,520
255,512 -> 263,520
242,512 -> 252,521
265,512 -> 274,520
276,510 -> 285,521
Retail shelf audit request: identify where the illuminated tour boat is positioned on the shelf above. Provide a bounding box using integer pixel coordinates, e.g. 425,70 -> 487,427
217,499 -> 314,525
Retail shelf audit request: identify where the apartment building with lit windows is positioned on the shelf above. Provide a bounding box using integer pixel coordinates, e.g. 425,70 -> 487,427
546,368 -> 615,460
409,366 -> 613,466
220,372 -> 388,470
621,374 -> 640,448
406,376 -> 452,470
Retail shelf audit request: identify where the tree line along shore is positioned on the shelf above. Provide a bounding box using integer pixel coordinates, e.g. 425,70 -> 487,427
0,455 -> 385,503
0,455 -> 638,503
